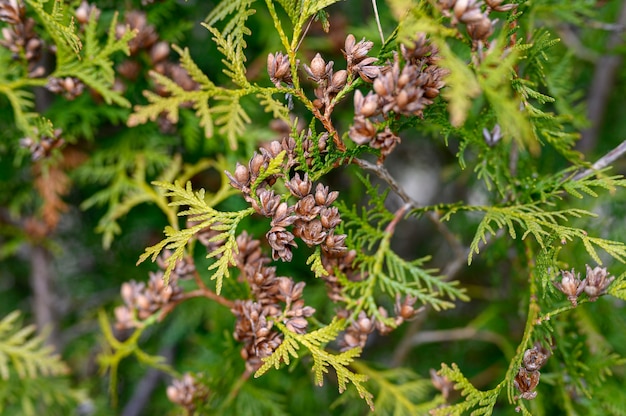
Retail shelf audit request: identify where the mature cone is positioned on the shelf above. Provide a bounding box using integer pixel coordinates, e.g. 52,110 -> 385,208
19,128 -> 64,161
267,51 -> 292,87
583,264 -> 615,301
166,373 -> 209,412
267,227 -> 297,262
522,345 -> 550,372
303,53 -> 333,82
343,34 -> 379,82
514,367 -> 540,400
47,77 -> 85,100
553,269 -> 586,307
370,127 -> 401,162
339,311 -> 374,351
122,11 -> 158,54
75,1 -> 100,25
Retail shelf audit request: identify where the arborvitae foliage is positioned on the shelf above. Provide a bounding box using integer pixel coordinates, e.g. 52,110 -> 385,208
0,311 -> 82,414
2,0 -> 626,415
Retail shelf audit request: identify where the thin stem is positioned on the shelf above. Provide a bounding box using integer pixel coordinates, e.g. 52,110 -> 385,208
293,89 -> 345,150
572,139 -> 626,181
158,270 -> 235,321
222,369 -> 252,410
385,202 -> 411,234
158,288 -> 234,321
405,327 -> 515,360
5,78 -> 48,89
536,304 -> 573,325
295,16 -> 315,52
371,0 -> 385,44
352,157 -> 464,260
505,239 -> 540,403
352,158 -> 416,206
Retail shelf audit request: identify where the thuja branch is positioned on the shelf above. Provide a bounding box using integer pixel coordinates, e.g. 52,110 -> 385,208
292,88 -> 345,150
347,204 -> 408,321
352,158 -> 419,207
505,240 -> 541,404
353,157 -> 464,260
573,139 -> 626,180
158,268 -> 235,321
98,310 -> 176,407
158,287 -> 234,320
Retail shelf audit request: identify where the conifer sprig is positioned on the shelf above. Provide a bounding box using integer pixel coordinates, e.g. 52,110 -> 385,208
255,319 -> 374,410
431,363 -> 503,416
0,311 -> 68,380
459,203 -> 626,265
54,11 -> 135,107
137,181 -> 255,292
341,182 -> 468,317
26,0 -> 81,56
350,361 -> 444,415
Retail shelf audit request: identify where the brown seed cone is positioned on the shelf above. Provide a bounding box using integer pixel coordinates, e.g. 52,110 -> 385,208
583,264 -> 615,301
514,367 -> 540,400
267,51 -> 293,87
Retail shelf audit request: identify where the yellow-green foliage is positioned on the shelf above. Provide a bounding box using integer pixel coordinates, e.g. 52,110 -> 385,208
255,318 -> 374,410
0,311 -> 82,415
3,0 -> 626,414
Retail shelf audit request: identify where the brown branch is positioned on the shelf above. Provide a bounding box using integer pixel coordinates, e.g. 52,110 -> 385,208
352,157 -> 417,205
352,157 -> 465,259
30,244 -> 60,349
314,106 -> 345,151
401,327 -> 513,358
158,288 -> 234,321
572,139 -> 626,180
385,203 -> 411,234
293,88 -> 345,151
158,271 -> 235,321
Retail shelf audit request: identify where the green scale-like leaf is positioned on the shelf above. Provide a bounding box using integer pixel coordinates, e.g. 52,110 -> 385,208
137,181 -> 255,293
50,9 -> 134,107
465,203 -> 626,265
0,311 -> 68,380
431,363 -> 503,416
26,0 -> 81,56
255,319 -> 374,410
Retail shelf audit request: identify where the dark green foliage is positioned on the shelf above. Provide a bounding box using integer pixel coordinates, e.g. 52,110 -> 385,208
2,0 -> 626,415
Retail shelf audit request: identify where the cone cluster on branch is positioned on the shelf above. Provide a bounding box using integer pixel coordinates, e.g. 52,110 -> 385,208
166,373 -> 209,413
116,10 -> 196,92
225,139 -> 348,263
114,250 -> 190,330
514,343 -> 551,401
337,294 -> 422,351
349,33 -> 448,162
230,232 -> 316,372
224,135 -> 429,365
47,77 -> 85,100
114,9 -> 197,132
19,127 -> 64,161
437,0 -> 516,45
0,0 -> 44,77
553,265 -> 615,307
